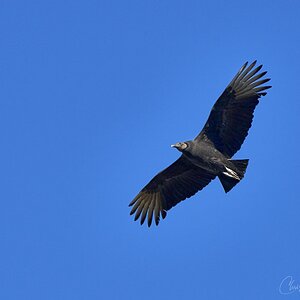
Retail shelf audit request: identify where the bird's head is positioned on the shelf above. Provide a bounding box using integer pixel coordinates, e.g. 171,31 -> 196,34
171,142 -> 188,152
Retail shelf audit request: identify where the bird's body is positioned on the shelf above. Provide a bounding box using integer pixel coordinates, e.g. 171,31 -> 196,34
129,61 -> 271,227
182,140 -> 227,173
172,140 -> 248,192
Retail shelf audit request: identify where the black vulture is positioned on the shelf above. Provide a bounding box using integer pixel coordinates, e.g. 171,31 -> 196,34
129,61 -> 271,227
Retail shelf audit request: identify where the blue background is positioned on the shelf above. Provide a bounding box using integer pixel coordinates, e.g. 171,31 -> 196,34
0,0 -> 299,299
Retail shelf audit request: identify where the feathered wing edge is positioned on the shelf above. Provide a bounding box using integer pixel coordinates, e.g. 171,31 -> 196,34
228,60 -> 271,99
129,188 -> 167,227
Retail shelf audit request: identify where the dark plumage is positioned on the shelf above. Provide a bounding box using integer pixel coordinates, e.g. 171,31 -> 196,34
129,61 -> 271,227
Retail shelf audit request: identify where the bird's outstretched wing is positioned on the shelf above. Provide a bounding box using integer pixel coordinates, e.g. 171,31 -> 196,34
129,156 -> 215,227
195,61 -> 271,158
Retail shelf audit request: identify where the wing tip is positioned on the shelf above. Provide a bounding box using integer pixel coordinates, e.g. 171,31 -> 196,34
232,60 -> 271,97
129,190 -> 168,227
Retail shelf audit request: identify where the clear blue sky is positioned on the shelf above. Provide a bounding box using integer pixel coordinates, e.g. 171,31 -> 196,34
0,0 -> 299,299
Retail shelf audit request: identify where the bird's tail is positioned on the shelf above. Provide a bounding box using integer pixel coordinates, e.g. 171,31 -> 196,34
218,159 -> 249,193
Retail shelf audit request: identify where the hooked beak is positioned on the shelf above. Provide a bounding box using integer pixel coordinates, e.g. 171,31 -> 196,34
171,144 -> 176,148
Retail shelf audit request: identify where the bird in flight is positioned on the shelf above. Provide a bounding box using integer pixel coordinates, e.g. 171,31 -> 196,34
129,61 -> 271,227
